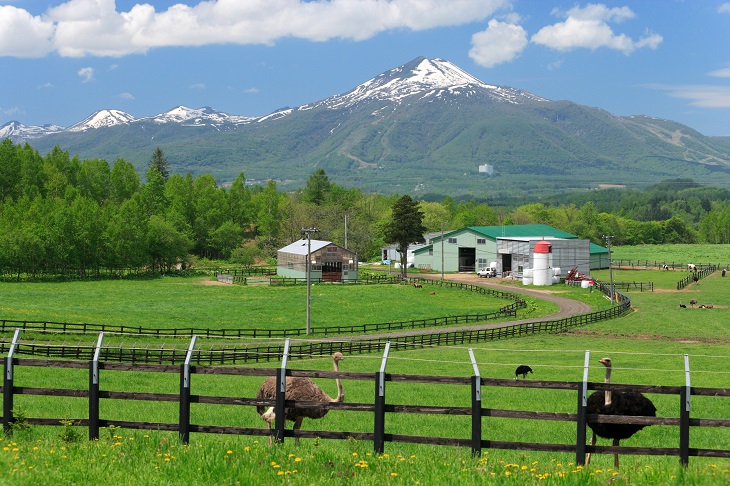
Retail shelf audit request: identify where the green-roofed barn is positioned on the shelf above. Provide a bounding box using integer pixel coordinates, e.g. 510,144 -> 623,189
412,224 -> 608,278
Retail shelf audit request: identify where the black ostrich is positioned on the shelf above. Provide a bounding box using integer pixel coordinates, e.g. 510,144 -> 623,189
515,365 -> 533,379
586,357 -> 656,468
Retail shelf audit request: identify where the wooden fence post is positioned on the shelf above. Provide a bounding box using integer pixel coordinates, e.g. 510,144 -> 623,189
576,350 -> 590,465
680,354 -> 691,466
2,329 -> 21,434
88,332 -> 104,441
469,349 -> 482,457
374,341 -> 391,454
274,339 -> 291,444
179,335 -> 197,444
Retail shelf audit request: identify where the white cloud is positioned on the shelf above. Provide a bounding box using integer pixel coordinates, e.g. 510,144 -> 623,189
78,66 -> 94,82
245,87 -> 260,94
469,18 -> 528,68
708,67 -> 730,78
0,0 -> 508,58
118,92 -> 135,100
189,83 -> 206,90
0,5 -> 54,57
532,3 -> 662,55
649,84 -> 730,108
37,82 -> 54,89
719,3 -> 730,14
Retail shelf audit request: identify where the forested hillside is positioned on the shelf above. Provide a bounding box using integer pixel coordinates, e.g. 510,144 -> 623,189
1,139 -> 729,273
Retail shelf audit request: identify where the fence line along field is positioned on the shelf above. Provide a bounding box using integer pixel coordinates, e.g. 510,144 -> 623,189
1,245 -> 730,484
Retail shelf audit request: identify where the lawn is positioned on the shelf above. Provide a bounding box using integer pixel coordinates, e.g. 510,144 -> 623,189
1,246 -> 730,485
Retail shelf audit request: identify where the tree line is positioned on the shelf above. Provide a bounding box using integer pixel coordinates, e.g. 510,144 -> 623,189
0,139 -> 727,274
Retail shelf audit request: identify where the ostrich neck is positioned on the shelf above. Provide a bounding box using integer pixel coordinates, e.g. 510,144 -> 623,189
604,366 -> 612,406
333,360 -> 344,402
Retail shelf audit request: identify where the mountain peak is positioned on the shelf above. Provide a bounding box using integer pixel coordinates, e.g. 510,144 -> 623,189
310,56 -> 547,110
68,109 -> 135,132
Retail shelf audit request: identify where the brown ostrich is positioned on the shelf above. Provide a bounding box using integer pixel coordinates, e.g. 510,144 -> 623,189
689,299 -> 698,308
256,352 -> 345,445
586,357 -> 656,468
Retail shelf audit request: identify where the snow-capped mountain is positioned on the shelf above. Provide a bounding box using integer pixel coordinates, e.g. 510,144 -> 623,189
141,106 -> 257,127
67,109 -> 136,132
0,121 -> 64,140
305,56 -> 547,111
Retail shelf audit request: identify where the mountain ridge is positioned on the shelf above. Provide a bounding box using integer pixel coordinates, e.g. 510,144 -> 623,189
3,56 -> 730,197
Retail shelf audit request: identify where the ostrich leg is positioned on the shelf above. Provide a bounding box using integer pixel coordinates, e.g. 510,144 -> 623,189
613,438 -> 620,469
293,417 -> 304,446
586,432 -> 596,465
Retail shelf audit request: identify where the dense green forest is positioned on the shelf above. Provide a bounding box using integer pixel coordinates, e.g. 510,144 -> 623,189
1,139 -> 729,272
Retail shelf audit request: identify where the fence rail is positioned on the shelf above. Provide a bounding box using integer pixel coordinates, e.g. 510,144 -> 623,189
0,278 -> 629,365
1,349 -> 727,466
677,265 -> 717,290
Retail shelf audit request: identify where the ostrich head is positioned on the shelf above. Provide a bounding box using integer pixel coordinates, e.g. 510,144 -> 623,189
599,357 -> 613,405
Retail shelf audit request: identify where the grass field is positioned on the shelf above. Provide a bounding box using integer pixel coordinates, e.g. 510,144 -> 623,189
1,246 -> 730,485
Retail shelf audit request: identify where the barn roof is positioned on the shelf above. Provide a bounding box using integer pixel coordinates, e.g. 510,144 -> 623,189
278,239 -> 331,256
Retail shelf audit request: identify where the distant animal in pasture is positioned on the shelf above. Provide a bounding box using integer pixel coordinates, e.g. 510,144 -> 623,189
699,304 -> 713,309
515,365 -> 533,379
679,303 -> 687,308
428,291 -> 435,295
689,299 -> 697,308
256,352 -> 345,445
413,283 -> 423,288
586,357 -> 656,469
722,269 -> 726,277
662,264 -> 669,270
687,263 -> 696,271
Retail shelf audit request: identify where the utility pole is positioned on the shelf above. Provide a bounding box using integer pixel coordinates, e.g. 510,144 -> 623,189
302,228 -> 319,334
344,215 -> 348,249
441,222 -> 445,281
604,235 -> 615,305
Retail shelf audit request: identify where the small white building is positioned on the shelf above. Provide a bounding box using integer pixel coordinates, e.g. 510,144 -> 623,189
277,239 -> 358,281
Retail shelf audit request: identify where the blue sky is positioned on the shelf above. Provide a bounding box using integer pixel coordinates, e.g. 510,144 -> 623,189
1,1 -> 730,136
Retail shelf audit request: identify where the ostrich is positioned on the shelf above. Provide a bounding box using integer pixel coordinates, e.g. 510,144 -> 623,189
689,299 -> 698,308
586,357 -> 656,468
515,365 -> 533,379
256,352 -> 345,445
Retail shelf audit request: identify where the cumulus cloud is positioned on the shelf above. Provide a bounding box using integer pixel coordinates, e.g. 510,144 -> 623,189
0,5 -> 55,57
532,3 -> 662,55
118,92 -> 135,100
719,3 -> 730,14
469,18 -> 528,68
78,66 -> 94,82
0,0 -> 507,58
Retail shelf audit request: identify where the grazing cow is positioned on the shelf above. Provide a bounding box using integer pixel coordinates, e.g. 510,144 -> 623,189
687,263 -> 696,271
413,283 -> 422,288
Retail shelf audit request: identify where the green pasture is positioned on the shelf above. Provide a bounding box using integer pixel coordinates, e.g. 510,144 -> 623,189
2,245 -> 730,484
609,243 -> 730,266
0,278 -> 552,335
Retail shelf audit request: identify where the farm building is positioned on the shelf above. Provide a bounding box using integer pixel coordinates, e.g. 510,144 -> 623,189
381,231 -> 446,267
412,224 -> 608,277
277,239 -> 358,281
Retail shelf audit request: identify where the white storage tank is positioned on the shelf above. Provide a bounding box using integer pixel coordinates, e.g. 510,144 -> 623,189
532,238 -> 553,286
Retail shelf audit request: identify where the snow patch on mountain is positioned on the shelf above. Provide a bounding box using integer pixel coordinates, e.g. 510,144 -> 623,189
143,106 -> 257,127
0,121 -> 64,140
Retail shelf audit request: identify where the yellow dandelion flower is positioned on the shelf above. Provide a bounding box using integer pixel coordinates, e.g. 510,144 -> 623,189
129,437 -> 134,441
277,471 -> 284,476
33,447 -> 39,451
521,465 -> 528,470
244,446 -> 250,452
227,450 -> 233,454
410,455 -> 416,459
273,464 -> 280,469
289,453 -> 295,458
596,469 -> 603,473
295,457 -> 301,462
505,471 -> 511,476
352,452 -> 358,457
391,472 -> 397,477
271,461 -> 277,466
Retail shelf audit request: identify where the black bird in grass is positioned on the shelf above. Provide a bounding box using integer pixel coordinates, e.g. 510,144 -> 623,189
514,365 -> 533,379
586,357 -> 656,469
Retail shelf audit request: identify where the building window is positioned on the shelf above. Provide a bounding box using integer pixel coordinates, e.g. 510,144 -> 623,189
477,238 -> 486,245
287,261 -> 293,269
448,237 -> 457,244
429,249 -> 433,256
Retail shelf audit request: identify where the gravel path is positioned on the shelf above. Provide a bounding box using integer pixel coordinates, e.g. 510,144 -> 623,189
319,273 -> 592,342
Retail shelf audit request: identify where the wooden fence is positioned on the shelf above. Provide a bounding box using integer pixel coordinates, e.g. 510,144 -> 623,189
677,265 -> 717,290
613,261 -> 729,271
1,342 -> 728,466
